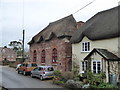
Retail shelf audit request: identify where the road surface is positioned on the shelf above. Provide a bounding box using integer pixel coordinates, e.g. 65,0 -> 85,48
0,66 -> 65,89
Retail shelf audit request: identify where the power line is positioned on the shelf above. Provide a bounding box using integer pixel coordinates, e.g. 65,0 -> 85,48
73,0 -> 96,14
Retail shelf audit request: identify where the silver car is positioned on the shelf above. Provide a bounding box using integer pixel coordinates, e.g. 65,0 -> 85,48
31,66 -> 54,80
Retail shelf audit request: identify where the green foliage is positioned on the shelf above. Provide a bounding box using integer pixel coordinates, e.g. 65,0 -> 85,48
83,71 -> 106,85
65,80 -> 83,89
53,80 -> 65,85
62,71 -> 74,81
90,83 -> 118,88
72,62 -> 80,77
53,70 -> 62,77
53,70 -> 74,85
9,61 -> 16,68
9,40 -> 23,56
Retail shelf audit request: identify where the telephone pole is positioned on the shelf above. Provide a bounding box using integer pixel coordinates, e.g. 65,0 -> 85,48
22,29 -> 25,63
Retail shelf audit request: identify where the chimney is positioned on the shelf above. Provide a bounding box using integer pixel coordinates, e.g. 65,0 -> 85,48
77,21 -> 84,29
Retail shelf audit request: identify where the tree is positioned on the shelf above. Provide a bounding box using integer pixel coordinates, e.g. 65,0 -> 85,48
9,40 -> 22,56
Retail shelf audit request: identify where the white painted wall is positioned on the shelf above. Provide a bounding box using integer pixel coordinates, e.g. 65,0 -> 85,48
72,36 -> 119,74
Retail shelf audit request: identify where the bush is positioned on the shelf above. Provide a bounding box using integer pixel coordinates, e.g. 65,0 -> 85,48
53,70 -> 62,77
84,71 -> 106,85
53,70 -> 64,84
9,61 -> 16,68
98,83 -> 118,88
53,80 -> 64,85
65,80 -> 83,89
90,83 -> 118,88
62,71 -> 74,81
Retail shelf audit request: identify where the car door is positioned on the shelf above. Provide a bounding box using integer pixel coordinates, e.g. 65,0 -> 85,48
32,67 -> 38,77
19,64 -> 24,71
36,67 -> 43,77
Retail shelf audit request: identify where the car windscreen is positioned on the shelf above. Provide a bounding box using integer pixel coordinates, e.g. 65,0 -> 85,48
47,67 -> 54,71
27,64 -> 37,67
32,64 -> 37,67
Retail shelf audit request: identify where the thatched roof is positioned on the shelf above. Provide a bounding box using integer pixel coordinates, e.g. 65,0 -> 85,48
84,48 -> 120,61
71,5 -> 120,43
28,14 -> 77,44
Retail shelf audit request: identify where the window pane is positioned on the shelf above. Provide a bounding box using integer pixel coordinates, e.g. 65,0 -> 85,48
41,50 -> 45,63
86,62 -> 87,67
39,67 -> 43,71
27,64 -> 32,67
82,62 -> 84,71
82,43 -> 84,51
33,50 -> 37,62
93,62 -> 96,73
32,64 -> 37,67
97,62 -> 101,73
85,43 -> 87,51
48,67 -> 54,71
52,48 -> 57,63
82,42 -> 90,51
88,42 -> 90,51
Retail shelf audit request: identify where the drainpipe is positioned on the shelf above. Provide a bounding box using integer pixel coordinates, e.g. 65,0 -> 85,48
108,60 -> 110,83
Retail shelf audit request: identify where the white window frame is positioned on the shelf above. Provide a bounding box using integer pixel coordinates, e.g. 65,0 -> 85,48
91,60 -> 102,74
81,42 -> 90,52
82,61 -> 87,71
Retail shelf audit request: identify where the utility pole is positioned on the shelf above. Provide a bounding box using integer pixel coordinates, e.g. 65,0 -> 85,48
22,29 -> 25,63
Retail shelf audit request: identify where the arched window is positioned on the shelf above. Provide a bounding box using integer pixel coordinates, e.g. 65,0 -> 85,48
52,48 -> 57,63
41,50 -> 45,63
33,50 -> 37,62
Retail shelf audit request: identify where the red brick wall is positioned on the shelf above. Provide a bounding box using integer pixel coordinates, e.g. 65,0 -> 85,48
0,48 -> 17,61
29,37 -> 72,72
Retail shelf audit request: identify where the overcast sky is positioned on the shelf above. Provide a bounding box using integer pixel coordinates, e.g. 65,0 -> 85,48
0,0 -> 120,49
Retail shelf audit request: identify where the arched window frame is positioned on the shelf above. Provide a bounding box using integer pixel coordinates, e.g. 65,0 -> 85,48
33,50 -> 37,62
41,50 -> 45,63
52,48 -> 57,63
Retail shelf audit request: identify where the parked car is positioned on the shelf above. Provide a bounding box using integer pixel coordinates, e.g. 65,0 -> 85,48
16,64 -> 21,71
31,66 -> 54,80
17,62 -> 37,75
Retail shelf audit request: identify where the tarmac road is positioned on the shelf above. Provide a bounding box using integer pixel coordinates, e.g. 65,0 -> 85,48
0,66 -> 65,89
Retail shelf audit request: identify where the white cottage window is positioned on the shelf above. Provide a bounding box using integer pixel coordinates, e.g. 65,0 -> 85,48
82,42 -> 90,52
92,60 -> 102,74
82,61 -> 87,71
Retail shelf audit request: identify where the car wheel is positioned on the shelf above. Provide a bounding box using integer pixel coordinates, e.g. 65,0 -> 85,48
23,71 -> 26,76
40,75 -> 43,81
18,70 -> 20,74
31,73 -> 33,78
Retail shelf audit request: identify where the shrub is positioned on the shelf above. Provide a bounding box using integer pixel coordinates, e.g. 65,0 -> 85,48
53,80 -> 64,85
53,70 -> 63,84
72,62 -> 80,77
98,83 -> 118,88
9,61 -> 16,68
53,70 -> 62,77
62,71 -> 74,81
65,80 -> 83,89
83,71 -> 106,85
90,83 -> 118,88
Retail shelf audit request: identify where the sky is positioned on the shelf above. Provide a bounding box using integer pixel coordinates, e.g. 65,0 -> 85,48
0,0 -> 120,50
